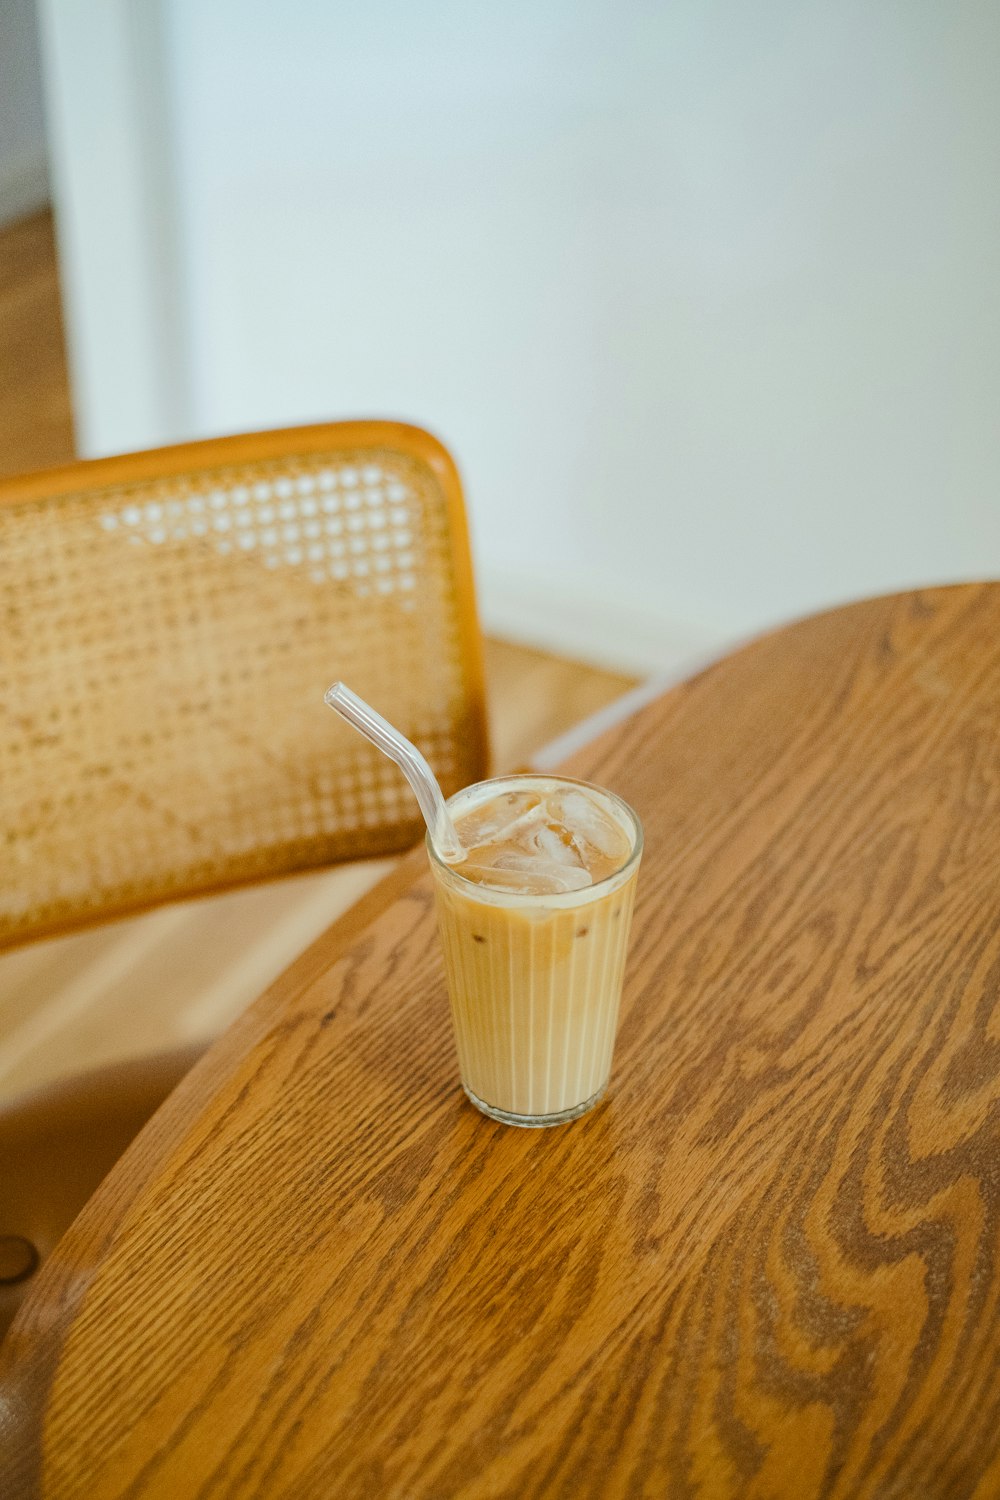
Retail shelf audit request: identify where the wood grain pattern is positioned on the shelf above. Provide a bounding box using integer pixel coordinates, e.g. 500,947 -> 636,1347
2,585 -> 999,1499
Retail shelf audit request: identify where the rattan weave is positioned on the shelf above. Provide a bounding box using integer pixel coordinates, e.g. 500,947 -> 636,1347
0,422 -> 488,947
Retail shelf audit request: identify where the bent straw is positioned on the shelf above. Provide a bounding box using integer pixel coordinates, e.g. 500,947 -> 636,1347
324,683 -> 466,863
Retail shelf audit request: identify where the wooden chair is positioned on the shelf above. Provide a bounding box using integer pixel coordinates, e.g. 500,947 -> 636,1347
0,419 -> 489,1337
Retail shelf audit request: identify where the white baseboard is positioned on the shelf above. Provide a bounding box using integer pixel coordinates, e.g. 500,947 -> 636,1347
0,149 -> 49,227
476,564 -> 730,680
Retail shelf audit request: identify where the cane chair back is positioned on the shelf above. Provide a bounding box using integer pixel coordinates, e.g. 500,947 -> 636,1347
0,421 -> 488,947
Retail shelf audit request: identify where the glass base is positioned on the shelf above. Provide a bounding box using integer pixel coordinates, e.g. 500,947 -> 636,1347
463,1083 -> 606,1129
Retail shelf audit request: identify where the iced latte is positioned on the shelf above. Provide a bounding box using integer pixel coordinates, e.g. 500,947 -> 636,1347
428,775 -> 642,1126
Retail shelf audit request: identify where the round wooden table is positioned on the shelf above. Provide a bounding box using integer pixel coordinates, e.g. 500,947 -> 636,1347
3,585 -> 999,1499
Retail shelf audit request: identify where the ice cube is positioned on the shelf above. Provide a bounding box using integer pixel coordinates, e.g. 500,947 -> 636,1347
456,791 -> 543,848
532,822 -> 586,868
491,850 -> 592,893
452,861 -> 539,892
547,789 -> 630,861
530,864 -> 592,894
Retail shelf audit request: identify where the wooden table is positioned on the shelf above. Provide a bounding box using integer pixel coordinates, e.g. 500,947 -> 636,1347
3,585 -> 1000,1499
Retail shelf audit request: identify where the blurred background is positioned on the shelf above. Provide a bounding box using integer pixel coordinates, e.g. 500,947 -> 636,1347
2,0 -> 999,677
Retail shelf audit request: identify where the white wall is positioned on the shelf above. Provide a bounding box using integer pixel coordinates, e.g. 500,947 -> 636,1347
0,0 -> 48,224
41,0 -> 1000,673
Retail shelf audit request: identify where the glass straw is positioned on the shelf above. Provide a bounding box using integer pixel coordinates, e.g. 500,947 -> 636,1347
324,683 -> 466,863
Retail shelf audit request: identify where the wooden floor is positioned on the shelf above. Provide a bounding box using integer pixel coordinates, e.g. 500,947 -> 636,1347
0,210 -> 637,1102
